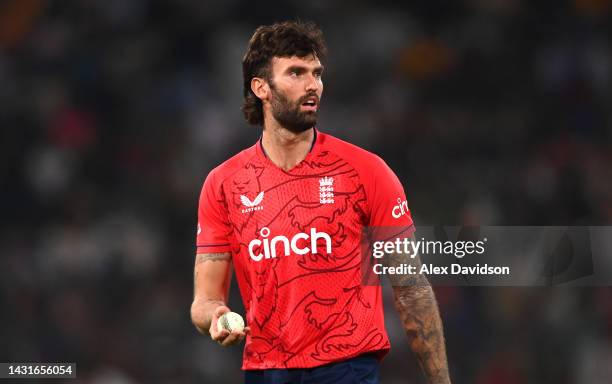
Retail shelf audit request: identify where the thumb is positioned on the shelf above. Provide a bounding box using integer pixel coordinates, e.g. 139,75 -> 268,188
214,305 -> 231,318
210,305 -> 231,336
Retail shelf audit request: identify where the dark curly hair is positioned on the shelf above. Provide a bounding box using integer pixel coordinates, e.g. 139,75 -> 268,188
242,20 -> 327,126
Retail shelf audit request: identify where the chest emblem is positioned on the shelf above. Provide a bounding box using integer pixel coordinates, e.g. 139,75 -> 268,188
318,176 -> 335,204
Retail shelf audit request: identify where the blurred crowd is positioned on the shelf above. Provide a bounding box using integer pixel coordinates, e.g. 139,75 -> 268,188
1,0 -> 611,383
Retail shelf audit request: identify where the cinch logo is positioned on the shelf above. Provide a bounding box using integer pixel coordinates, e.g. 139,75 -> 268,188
248,227 -> 332,262
240,191 -> 264,213
392,198 -> 409,219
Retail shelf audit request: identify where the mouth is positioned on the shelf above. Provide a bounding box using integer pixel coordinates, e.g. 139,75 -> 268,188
300,96 -> 319,112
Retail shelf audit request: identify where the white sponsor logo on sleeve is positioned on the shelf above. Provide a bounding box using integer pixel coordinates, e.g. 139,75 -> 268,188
392,198 -> 410,219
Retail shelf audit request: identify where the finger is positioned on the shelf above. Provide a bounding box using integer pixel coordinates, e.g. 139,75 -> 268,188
232,330 -> 246,343
210,306 -> 231,335
221,329 -> 248,346
211,329 -> 230,342
220,331 -> 240,347
214,306 -> 230,318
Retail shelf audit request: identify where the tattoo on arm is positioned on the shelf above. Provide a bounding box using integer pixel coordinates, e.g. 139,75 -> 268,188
196,252 -> 231,264
385,246 -> 451,384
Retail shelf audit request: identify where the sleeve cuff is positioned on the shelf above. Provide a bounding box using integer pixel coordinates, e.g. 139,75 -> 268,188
196,243 -> 232,254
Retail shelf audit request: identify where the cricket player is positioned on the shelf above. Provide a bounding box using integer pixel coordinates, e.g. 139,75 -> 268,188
191,20 -> 451,384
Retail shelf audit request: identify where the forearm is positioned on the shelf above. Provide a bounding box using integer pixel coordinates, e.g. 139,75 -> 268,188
191,252 -> 232,335
393,283 -> 450,384
383,235 -> 451,384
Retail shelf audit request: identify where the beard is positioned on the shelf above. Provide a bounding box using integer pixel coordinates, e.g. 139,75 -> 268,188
269,85 -> 318,133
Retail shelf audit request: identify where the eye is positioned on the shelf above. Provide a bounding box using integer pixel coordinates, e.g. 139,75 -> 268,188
290,71 -> 299,78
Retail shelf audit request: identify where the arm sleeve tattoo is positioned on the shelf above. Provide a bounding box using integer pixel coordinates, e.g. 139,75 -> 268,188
385,243 -> 451,384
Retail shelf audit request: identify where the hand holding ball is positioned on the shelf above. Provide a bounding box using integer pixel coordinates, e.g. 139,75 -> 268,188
217,312 -> 245,333
210,308 -> 248,347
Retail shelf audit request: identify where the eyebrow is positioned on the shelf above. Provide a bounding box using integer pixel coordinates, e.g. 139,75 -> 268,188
285,65 -> 325,73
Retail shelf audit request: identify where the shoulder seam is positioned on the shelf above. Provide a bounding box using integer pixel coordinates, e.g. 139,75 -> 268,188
211,148 -> 260,186
324,143 -> 373,221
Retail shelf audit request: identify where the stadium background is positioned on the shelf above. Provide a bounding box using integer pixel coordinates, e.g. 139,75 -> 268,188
1,0 -> 611,383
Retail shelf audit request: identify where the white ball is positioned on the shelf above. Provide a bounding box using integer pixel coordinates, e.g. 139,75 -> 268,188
217,312 -> 245,333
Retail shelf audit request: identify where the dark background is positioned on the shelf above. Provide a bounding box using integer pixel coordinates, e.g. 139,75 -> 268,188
1,0 -> 611,383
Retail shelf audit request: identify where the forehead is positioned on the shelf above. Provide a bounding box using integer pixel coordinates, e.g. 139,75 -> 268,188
270,54 -> 322,72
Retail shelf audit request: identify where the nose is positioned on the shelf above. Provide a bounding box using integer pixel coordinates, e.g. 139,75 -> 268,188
305,73 -> 319,92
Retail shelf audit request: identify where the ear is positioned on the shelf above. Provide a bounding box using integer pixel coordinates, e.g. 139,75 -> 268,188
251,77 -> 269,101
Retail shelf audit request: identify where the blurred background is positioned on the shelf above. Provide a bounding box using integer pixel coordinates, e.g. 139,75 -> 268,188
1,0 -> 612,383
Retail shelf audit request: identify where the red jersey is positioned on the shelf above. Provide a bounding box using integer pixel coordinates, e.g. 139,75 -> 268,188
196,128 -> 414,369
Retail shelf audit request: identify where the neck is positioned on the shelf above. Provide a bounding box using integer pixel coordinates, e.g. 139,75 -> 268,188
261,120 -> 314,171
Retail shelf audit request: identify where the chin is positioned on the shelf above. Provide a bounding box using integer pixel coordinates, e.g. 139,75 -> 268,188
287,125 -> 314,134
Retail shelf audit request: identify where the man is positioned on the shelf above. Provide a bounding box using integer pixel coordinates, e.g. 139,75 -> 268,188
191,20 -> 451,384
